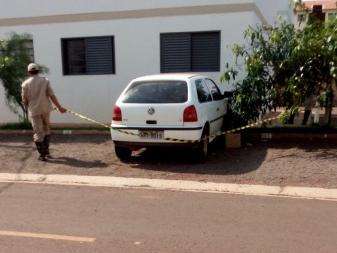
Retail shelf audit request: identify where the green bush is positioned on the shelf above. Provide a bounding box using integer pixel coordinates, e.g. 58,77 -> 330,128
0,121 -> 32,130
222,17 -> 337,126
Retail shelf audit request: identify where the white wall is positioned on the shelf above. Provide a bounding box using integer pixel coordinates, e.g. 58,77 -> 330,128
255,0 -> 292,24
0,11 -> 257,124
0,84 -> 20,123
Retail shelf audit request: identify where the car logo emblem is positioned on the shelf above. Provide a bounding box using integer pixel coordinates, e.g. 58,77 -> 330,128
148,107 -> 155,115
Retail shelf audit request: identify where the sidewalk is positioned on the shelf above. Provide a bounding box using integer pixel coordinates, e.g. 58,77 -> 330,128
1,173 -> 337,201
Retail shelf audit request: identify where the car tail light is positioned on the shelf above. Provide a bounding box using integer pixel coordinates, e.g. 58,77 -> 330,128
112,106 -> 122,121
183,105 -> 198,122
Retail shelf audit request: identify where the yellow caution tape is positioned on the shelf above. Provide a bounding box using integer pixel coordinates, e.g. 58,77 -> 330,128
63,107 -> 280,144
66,109 -> 111,129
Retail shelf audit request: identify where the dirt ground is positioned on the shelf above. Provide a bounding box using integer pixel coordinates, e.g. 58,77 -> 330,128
0,134 -> 336,189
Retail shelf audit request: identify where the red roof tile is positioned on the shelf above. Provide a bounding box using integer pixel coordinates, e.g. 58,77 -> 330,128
303,0 -> 337,11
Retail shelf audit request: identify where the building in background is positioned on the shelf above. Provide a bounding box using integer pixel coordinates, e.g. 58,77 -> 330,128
0,0 -> 291,124
294,0 -> 337,28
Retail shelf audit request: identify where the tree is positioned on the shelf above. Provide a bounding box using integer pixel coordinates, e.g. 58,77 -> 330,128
221,20 -> 298,124
290,18 -> 337,125
222,18 -> 337,126
0,33 -> 47,122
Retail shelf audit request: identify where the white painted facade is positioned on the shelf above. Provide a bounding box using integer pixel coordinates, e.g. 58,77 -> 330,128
0,0 -> 290,124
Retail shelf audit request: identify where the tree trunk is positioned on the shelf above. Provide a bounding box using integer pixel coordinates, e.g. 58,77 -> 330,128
324,106 -> 332,126
288,114 -> 295,124
19,104 -> 29,123
323,80 -> 335,126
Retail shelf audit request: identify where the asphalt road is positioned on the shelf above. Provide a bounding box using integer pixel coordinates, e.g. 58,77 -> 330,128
0,183 -> 336,253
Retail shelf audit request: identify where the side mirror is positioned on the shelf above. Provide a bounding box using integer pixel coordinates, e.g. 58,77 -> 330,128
223,91 -> 233,99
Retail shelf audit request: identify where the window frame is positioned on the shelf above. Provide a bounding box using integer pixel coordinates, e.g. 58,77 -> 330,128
195,79 -> 213,104
328,12 -> 337,20
160,31 -> 221,73
297,13 -> 307,23
23,39 -> 34,62
61,35 -> 115,76
204,78 -> 223,101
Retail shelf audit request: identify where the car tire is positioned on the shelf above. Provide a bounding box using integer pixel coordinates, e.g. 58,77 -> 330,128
115,146 -> 132,161
195,129 -> 209,162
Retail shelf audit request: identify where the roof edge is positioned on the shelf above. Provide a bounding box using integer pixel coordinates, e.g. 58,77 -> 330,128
0,3 -> 268,27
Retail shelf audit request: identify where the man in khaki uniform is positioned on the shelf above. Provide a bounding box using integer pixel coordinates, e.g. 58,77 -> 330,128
302,94 -> 316,125
22,63 -> 67,161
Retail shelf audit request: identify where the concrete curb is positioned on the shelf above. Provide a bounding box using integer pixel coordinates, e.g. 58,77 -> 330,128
0,173 -> 336,201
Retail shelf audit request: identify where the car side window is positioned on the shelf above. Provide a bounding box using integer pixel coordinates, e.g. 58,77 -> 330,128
205,79 -> 223,101
195,79 -> 212,103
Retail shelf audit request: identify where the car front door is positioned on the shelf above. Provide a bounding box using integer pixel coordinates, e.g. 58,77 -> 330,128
194,78 -> 215,135
204,78 -> 226,135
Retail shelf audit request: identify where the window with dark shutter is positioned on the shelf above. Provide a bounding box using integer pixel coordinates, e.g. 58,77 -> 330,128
62,36 -> 115,75
160,31 -> 220,73
160,33 -> 191,73
191,32 -> 220,72
2,39 -> 35,62
64,39 -> 86,75
23,39 -> 35,62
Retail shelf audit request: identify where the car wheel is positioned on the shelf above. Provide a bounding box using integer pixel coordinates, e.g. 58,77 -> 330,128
115,146 -> 132,161
195,129 -> 209,162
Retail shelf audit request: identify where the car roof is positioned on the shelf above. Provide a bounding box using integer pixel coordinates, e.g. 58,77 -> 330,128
131,73 -> 205,82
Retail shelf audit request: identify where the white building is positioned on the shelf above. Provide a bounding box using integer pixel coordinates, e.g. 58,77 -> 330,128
0,0 -> 290,125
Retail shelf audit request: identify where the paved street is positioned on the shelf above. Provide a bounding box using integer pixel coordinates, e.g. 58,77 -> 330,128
0,182 -> 336,253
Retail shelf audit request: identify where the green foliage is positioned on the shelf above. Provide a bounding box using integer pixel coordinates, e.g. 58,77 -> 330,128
0,33 -> 48,122
222,18 -> 337,125
0,121 -> 32,130
279,106 -> 299,124
222,20 -> 297,124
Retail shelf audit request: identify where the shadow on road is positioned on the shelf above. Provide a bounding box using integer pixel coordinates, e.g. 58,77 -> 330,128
46,156 -> 108,168
126,140 -> 337,176
261,141 -> 337,159
127,142 -> 269,176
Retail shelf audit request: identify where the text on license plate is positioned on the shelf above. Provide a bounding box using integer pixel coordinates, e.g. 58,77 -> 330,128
139,130 -> 164,139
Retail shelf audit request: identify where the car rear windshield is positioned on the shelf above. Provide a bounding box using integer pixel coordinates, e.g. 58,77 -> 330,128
122,81 -> 188,103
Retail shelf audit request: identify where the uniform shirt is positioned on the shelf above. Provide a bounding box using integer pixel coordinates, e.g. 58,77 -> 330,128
21,76 -> 55,117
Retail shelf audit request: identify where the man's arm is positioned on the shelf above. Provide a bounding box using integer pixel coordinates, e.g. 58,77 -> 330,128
50,95 -> 67,113
46,80 -> 67,113
21,85 -> 29,107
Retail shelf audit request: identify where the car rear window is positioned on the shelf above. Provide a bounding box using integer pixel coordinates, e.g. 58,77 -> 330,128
122,81 -> 188,103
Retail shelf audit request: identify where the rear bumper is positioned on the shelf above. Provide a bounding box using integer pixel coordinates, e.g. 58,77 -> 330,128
114,141 -> 198,148
110,125 -> 203,145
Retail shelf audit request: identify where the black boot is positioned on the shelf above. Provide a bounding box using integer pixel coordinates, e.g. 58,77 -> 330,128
302,110 -> 311,125
43,135 -> 52,158
35,142 -> 47,161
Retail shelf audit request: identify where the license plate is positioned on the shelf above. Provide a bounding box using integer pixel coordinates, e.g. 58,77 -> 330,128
139,130 -> 164,139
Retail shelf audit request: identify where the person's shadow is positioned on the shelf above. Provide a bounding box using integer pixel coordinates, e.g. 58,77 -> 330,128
46,156 -> 107,168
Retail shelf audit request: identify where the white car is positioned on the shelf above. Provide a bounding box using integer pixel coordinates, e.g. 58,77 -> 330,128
111,73 -> 227,161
